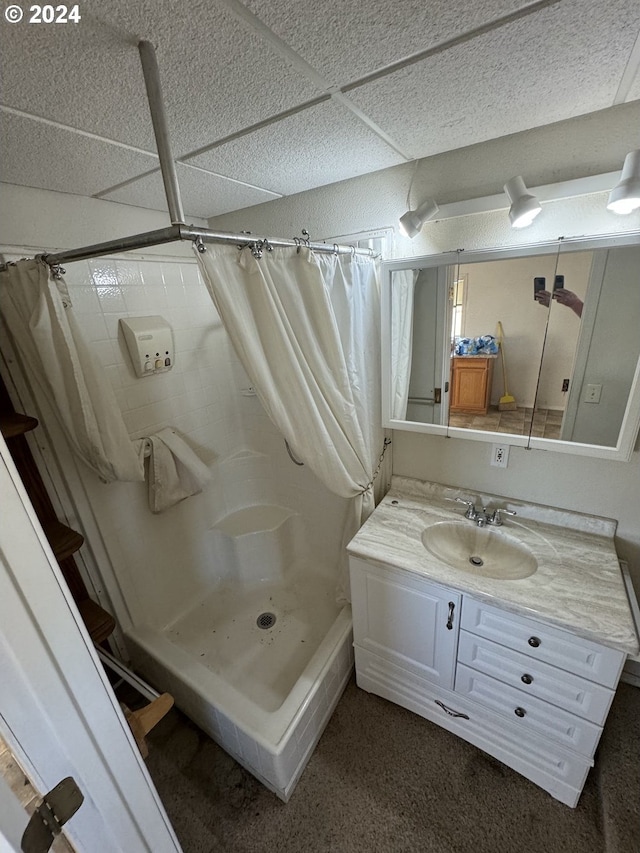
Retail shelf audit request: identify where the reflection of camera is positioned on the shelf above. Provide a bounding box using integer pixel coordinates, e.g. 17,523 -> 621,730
534,277 -> 545,299
553,275 -> 565,291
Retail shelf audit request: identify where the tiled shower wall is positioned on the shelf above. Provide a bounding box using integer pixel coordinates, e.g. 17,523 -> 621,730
2,248 -> 349,632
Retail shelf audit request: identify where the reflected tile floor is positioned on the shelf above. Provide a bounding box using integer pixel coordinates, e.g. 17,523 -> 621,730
449,406 -> 562,439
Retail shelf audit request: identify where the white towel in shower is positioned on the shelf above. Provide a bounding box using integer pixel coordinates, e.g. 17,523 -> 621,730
141,428 -> 211,513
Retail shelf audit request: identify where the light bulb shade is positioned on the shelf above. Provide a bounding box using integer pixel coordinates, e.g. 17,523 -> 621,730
399,198 -> 439,238
504,176 -> 542,228
607,150 -> 640,215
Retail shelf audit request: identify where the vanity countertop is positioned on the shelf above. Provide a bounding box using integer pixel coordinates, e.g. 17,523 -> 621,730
347,476 -> 639,656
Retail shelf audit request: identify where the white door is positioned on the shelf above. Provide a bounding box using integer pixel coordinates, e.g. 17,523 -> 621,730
350,557 -> 460,689
0,437 -> 181,853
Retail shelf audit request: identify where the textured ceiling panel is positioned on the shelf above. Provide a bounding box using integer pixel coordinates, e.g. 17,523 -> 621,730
0,112 -> 158,196
244,0 -> 530,84
0,0 -> 320,156
101,163 -> 281,218
186,100 -> 406,195
347,0 -> 640,159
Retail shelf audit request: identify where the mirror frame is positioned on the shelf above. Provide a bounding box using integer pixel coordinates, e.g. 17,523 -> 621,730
381,232 -> 640,461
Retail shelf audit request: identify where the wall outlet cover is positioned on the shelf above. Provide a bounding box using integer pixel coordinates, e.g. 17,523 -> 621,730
491,444 -> 510,468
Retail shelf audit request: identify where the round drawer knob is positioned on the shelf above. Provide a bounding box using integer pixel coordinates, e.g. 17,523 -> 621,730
528,636 -> 541,648
521,674 -> 533,685
514,707 -> 526,718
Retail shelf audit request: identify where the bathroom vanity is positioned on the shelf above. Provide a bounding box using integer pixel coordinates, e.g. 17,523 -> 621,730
347,477 -> 639,807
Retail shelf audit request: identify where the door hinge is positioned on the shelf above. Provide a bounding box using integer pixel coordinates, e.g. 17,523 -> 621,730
22,777 -> 84,853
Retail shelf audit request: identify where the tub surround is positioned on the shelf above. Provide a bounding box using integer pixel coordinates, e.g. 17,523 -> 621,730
348,476 -> 639,656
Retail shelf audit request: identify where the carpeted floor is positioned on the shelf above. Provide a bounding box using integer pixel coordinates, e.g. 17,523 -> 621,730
144,676 -> 639,853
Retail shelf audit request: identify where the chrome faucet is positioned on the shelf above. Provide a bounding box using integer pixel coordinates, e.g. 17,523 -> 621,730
486,507 -> 517,526
446,497 -> 517,527
446,497 -> 478,520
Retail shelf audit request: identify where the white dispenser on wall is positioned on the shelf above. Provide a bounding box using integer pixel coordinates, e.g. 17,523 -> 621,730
119,316 -> 174,377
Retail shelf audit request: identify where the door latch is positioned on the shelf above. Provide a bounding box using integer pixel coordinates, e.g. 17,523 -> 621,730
22,777 -> 84,853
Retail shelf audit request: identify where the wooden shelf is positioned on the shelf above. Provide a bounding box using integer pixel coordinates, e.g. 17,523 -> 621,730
0,412 -> 39,439
77,598 -> 116,645
42,519 -> 84,561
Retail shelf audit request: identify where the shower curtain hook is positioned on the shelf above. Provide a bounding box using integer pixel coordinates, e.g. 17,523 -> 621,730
333,244 -> 339,256
194,235 -> 206,253
294,236 -> 301,254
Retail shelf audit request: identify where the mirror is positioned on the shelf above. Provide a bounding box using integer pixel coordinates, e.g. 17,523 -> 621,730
382,235 -> 640,460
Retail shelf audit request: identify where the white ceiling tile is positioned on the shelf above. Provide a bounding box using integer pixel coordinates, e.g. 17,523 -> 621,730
0,112 -> 158,196
186,100 -> 406,195
346,0 -> 640,159
101,163 -> 280,219
0,0 -> 320,156
243,0 -> 530,84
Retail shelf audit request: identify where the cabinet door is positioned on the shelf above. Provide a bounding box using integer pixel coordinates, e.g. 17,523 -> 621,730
450,359 -> 493,414
350,557 -> 460,689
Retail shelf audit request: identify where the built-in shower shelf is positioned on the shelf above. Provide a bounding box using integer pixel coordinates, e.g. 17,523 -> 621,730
212,504 -> 295,537
0,412 -> 39,439
42,519 -> 85,561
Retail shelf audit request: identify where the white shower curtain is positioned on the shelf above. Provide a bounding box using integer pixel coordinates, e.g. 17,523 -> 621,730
195,245 -> 385,598
390,268 -> 417,420
0,259 -> 144,483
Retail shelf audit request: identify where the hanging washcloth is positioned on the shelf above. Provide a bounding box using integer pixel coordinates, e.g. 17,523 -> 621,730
140,428 -> 211,513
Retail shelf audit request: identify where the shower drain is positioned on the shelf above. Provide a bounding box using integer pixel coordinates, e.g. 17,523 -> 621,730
257,612 -> 277,629
469,555 -> 484,567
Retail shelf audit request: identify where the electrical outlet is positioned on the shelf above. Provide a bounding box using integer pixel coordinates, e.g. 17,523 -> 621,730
584,383 -> 602,404
491,444 -> 509,468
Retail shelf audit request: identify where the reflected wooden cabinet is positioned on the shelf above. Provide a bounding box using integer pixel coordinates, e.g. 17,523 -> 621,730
450,356 -> 495,415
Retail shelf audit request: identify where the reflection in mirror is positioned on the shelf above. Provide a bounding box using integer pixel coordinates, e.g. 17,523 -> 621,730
390,266 -> 450,424
383,233 -> 640,459
447,252 -> 559,438
536,244 -> 640,447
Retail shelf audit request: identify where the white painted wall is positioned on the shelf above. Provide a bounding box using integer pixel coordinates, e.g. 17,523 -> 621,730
209,114 -> 640,595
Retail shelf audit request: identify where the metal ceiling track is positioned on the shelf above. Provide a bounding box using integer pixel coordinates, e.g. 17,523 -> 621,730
41,40 -> 373,268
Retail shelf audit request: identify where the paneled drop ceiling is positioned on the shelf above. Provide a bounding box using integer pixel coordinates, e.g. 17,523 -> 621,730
1,0 -> 639,220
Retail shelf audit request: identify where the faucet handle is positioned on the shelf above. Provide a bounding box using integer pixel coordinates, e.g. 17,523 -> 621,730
446,497 -> 477,519
488,507 -> 517,525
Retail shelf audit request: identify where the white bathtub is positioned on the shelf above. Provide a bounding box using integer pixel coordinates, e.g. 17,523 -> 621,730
125,498 -> 354,800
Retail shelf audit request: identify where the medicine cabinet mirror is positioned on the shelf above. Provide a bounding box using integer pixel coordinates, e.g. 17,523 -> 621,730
381,234 -> 640,460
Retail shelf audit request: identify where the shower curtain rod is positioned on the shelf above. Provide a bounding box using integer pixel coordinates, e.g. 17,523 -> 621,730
31,40 -> 374,268
38,223 -> 375,268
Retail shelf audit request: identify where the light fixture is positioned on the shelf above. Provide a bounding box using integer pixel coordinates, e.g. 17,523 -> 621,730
503,176 -> 542,228
607,150 -> 640,214
399,198 -> 439,238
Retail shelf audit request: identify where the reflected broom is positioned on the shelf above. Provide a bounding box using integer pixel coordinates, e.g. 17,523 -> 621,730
497,321 -> 518,411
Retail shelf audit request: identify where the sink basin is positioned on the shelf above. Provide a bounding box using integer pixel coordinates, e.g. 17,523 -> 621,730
421,521 -> 537,580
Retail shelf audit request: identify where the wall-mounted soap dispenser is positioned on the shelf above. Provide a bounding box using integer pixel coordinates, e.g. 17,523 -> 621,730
119,316 -> 173,377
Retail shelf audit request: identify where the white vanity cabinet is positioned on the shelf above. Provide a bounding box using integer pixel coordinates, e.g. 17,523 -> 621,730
349,556 -> 627,808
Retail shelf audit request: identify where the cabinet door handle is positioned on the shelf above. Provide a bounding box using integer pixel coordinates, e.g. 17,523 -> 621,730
528,636 -> 541,648
446,601 -> 455,630
514,707 -> 527,718
435,700 -> 469,720
521,674 -> 533,685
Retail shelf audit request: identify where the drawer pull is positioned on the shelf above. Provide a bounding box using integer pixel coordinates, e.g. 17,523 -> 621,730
514,707 -> 527,718
521,673 -> 533,685
446,601 -> 455,630
435,700 -> 469,720
528,636 -> 541,648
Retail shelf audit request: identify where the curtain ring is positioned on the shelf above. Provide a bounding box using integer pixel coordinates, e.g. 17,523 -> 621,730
333,244 -> 339,256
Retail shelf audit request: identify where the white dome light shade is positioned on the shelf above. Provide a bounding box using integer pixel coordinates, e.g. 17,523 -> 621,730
504,176 -> 542,228
399,198 -> 439,238
607,150 -> 640,215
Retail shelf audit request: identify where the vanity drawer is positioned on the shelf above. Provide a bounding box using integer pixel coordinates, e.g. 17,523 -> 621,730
457,631 -> 614,725
461,598 -> 625,688
455,663 -> 603,757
